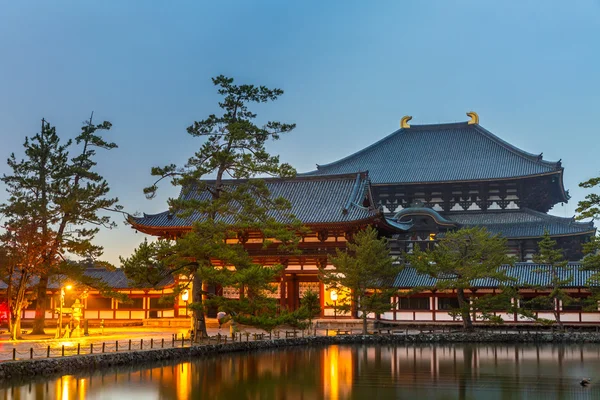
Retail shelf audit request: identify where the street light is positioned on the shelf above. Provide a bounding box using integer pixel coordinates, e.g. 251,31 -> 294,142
55,284 -> 72,339
330,290 -> 338,319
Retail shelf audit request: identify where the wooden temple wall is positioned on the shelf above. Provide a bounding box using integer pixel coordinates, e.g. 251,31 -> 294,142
12,287 -> 179,324
375,289 -> 600,324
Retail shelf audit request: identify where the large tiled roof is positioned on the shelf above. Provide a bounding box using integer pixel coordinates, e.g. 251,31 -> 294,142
303,122 -> 562,184
445,208 -> 595,238
130,173 -> 387,229
392,263 -> 593,288
0,268 -> 174,290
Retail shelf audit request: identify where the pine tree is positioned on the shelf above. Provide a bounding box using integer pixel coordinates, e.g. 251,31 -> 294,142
123,76 -> 298,339
529,231 -> 572,329
577,174 -> 600,289
0,218 -> 47,340
407,227 -> 514,331
321,226 -> 400,335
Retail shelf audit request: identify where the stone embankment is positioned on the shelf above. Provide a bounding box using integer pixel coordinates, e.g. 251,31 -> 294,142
3,331 -> 600,380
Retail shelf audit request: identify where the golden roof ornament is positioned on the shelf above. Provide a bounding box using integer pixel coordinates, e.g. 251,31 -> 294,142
467,111 -> 479,125
400,115 -> 412,129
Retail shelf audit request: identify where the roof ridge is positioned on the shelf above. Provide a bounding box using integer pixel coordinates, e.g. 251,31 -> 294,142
191,172 -> 370,185
408,121 -> 469,130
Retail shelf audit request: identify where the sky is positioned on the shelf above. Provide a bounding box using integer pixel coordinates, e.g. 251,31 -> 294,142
0,0 -> 599,266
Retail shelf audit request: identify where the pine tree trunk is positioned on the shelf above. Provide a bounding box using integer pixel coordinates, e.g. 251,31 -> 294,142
457,288 -> 473,331
362,312 -> 368,335
554,298 -> 563,330
31,275 -> 49,334
10,311 -> 22,341
192,273 -> 207,341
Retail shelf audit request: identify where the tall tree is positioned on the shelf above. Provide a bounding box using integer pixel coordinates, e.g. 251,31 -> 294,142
576,175 -> 600,222
407,227 -> 514,331
1,117 -> 120,334
0,218 -> 47,340
320,226 -> 400,335
124,75 -> 298,339
577,174 -> 600,288
528,232 -> 572,329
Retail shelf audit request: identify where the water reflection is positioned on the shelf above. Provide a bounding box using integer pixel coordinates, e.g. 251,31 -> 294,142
1,343 -> 599,399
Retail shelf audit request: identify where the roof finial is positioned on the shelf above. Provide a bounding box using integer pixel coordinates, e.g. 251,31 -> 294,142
467,111 -> 479,125
401,116 -> 412,129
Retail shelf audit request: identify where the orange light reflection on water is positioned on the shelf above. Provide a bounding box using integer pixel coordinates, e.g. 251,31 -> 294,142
323,345 -> 353,400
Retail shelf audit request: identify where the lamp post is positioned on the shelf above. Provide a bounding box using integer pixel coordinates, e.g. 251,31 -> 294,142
181,290 -> 189,317
55,284 -> 72,339
330,290 -> 338,319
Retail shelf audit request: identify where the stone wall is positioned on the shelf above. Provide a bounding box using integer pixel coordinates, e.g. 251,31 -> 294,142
3,332 -> 600,380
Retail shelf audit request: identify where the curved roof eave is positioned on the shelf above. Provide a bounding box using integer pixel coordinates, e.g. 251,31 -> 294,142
393,207 -> 458,227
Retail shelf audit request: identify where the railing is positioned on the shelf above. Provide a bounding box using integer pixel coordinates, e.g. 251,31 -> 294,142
0,330 -> 311,362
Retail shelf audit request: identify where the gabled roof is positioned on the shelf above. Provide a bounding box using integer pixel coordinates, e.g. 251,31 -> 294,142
303,121 -> 562,184
129,173 -> 410,233
445,208 -> 595,239
392,263 -> 593,289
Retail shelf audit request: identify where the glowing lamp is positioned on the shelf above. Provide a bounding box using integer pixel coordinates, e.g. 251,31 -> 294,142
330,290 -> 338,302
181,290 -> 189,302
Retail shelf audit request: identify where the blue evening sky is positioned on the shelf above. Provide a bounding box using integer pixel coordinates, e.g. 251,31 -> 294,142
0,1 -> 598,266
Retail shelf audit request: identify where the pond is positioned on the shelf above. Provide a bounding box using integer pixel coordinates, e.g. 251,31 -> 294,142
1,343 -> 599,399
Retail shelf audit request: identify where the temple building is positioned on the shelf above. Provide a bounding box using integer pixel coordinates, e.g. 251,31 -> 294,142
127,112 -> 597,324
303,113 -> 594,260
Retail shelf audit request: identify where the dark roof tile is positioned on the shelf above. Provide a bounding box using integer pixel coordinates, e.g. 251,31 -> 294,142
393,263 -> 593,288
446,208 -> 595,238
303,122 -> 561,184
131,173 -> 380,228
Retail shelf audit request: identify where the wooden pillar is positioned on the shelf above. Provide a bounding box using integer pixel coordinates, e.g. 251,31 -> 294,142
287,276 -> 297,310
319,281 -> 325,317
202,281 -> 209,302
431,291 -> 436,321
280,275 -> 287,309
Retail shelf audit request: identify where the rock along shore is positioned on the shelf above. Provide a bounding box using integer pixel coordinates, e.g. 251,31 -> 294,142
3,331 -> 600,380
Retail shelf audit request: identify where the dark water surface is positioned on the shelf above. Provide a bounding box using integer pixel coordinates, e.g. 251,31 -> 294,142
1,343 -> 599,399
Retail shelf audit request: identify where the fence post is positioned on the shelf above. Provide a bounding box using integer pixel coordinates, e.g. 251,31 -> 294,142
102,343 -> 106,353
150,338 -> 153,349
128,339 -> 131,351
116,341 -> 119,352
77,343 -> 81,355
161,338 -> 164,348
140,339 -> 144,350
172,335 -> 175,347
62,345 -> 65,357
12,348 -> 15,360
47,345 -> 50,358
30,348 -> 33,359
90,343 -> 93,354
181,335 -> 184,348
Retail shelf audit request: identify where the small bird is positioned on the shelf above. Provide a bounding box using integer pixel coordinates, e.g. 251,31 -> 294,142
580,378 -> 591,387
